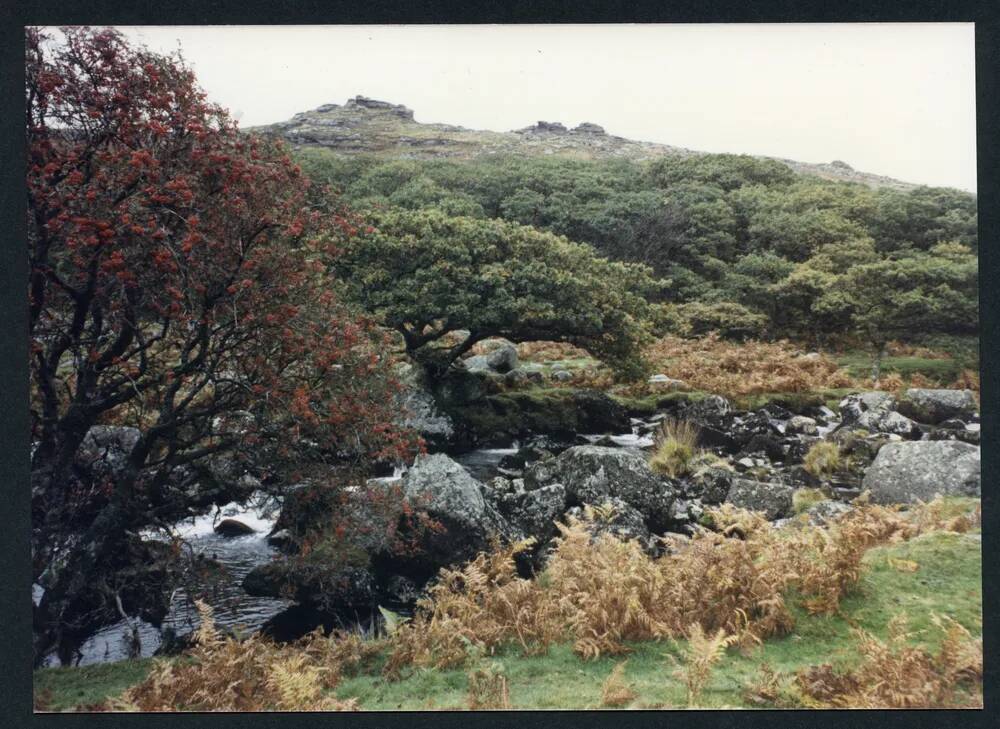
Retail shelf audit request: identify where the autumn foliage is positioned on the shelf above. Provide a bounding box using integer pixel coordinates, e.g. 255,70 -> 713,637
27,27 -> 419,655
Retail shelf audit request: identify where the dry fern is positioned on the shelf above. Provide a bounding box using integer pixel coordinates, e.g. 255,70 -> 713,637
601,661 -> 637,707
795,613 -> 983,708
117,601 -> 359,712
673,623 -> 737,706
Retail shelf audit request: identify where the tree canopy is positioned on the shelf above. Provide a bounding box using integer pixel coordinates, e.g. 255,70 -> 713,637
27,27 -> 419,659
299,148 -> 978,349
331,208 -> 659,379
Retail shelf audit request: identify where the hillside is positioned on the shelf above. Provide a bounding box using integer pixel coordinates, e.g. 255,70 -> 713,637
251,95 -> 918,190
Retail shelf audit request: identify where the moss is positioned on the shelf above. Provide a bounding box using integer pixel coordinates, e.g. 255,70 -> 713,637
733,388 -> 860,413
448,387 -> 630,446
612,391 -> 706,417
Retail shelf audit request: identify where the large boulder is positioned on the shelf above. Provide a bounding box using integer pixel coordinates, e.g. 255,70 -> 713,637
490,482 -> 568,543
684,467 -> 734,505
862,441 -> 981,504
395,453 -> 513,572
896,389 -> 978,425
243,563 -> 376,608
486,342 -> 519,373
524,445 -> 677,531
214,518 -> 255,537
726,478 -> 794,520
395,363 -> 455,445
77,425 -> 141,474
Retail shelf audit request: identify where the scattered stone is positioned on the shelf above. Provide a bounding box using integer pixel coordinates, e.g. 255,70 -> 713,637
551,369 -> 573,382
804,500 -> 852,526
214,519 -> 255,537
786,415 -> 818,436
726,478 -> 794,520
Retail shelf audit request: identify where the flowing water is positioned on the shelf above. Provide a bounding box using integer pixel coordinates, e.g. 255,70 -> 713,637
40,427 -> 655,666
38,495 -> 292,667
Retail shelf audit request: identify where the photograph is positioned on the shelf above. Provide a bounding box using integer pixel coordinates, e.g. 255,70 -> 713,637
26,22 -> 983,711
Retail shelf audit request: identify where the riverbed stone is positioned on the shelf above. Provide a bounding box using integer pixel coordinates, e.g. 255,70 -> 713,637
214,518 -> 255,537
525,445 -> 677,531
726,478 -> 794,520
896,389 -> 978,425
862,440 -> 981,504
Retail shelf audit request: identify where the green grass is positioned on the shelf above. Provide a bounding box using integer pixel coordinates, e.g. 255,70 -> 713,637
37,521 -> 981,711
731,388 -> 860,412
836,352 -> 965,384
34,658 -> 156,712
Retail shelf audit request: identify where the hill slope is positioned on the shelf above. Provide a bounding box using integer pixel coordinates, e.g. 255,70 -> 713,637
251,95 -> 918,190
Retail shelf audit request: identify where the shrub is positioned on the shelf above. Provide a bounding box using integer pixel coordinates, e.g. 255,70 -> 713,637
803,441 -> 842,478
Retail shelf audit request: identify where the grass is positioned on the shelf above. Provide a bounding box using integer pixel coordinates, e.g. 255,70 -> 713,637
649,419 -> 700,478
34,659 -> 156,712
332,530 -> 981,710
803,442 -> 843,478
792,489 -> 828,515
835,351 -> 965,385
35,510 -> 981,711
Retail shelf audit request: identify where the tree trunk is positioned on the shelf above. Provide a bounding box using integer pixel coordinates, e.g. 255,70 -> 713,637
870,340 -> 888,386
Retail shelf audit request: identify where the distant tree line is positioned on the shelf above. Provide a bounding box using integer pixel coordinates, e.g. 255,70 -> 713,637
297,150 -> 978,366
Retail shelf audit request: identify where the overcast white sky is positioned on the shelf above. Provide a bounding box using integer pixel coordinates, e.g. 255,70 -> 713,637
112,24 -> 977,191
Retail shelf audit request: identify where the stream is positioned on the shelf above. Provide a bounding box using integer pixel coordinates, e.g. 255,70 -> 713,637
39,424 -> 658,667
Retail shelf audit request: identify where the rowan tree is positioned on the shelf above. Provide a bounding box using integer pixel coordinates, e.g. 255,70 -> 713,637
27,27 -> 419,658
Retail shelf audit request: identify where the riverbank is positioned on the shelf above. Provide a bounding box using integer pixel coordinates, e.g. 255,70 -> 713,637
35,505 -> 981,711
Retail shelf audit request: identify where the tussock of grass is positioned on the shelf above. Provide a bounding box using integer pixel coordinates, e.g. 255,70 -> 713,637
649,419 -> 699,478
792,488 -> 827,515
803,441 -> 842,478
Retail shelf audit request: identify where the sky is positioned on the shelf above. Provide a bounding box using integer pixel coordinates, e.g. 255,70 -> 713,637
110,24 -> 977,192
